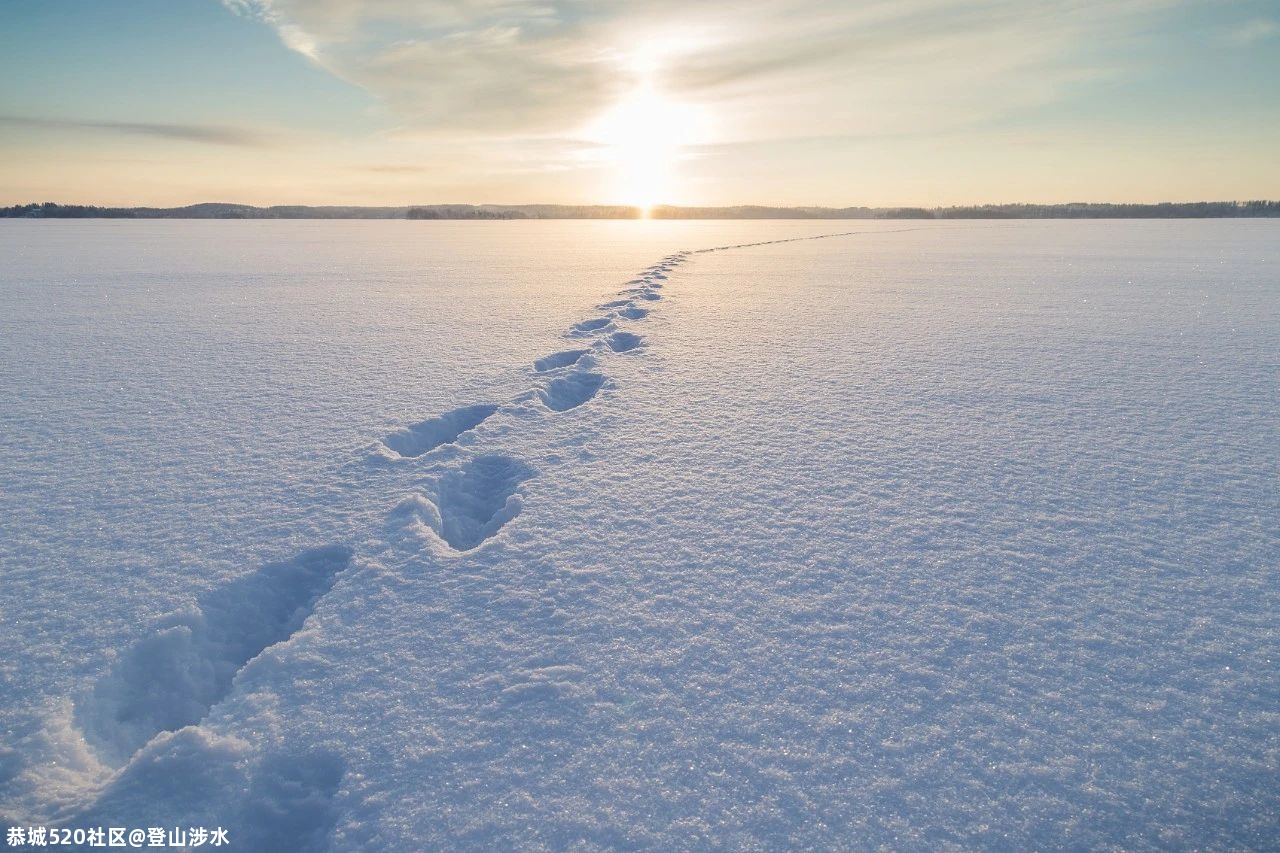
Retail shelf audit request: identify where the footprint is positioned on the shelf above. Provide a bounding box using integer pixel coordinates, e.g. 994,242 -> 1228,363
533,349 -> 589,373
426,455 -> 535,551
382,404 -> 497,458
74,546 -> 353,765
596,299 -> 631,310
569,317 -> 613,335
636,291 -> 661,301
616,306 -> 649,320
603,331 -> 643,353
539,371 -> 606,412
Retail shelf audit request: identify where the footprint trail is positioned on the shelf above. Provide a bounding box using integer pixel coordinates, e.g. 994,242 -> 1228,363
31,229 -> 903,837
385,250 -> 693,552
387,229 -> 910,546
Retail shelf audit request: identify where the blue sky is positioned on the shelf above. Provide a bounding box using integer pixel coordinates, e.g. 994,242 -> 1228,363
1,0 -> 1276,206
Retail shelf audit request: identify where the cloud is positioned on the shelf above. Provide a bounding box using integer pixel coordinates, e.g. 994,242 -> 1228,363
221,0 -> 1189,144
0,115 -> 275,147
224,0 -> 620,134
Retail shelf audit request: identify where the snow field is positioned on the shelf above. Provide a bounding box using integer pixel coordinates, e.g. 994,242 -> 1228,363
1,220 -> 1275,850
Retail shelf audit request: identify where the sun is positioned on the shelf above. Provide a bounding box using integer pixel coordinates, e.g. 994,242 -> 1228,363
583,48 -> 709,212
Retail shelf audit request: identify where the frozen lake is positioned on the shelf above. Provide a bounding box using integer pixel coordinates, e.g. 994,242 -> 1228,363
1,219 -> 1276,849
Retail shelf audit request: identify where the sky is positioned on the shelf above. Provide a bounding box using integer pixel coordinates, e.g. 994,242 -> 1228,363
1,0 -> 1277,208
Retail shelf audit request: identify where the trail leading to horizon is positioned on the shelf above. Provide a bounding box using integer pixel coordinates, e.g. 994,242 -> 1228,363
2,220 -> 1274,850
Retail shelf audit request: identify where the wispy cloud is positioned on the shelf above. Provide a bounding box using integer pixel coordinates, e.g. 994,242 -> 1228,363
0,115 -> 275,147
224,0 -> 616,134
221,0 -> 1189,145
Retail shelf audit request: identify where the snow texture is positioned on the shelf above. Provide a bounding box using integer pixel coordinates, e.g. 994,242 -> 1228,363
1,219 -> 1277,850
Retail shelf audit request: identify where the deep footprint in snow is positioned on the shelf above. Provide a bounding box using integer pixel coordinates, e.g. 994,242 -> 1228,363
539,371 -> 606,412
428,455 -> 535,551
382,404 -> 497,458
616,306 -> 650,320
74,546 -> 353,765
533,349 -> 589,372
569,317 -> 612,335
603,331 -> 643,353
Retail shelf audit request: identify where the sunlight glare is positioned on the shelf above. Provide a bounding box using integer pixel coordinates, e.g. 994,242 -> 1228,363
584,41 -> 710,212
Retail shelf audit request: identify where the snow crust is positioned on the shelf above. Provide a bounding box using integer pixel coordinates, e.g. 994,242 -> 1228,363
1,219 -> 1276,849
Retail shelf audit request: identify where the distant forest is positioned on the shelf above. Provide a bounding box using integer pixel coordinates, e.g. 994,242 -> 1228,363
4,200 -> 1279,220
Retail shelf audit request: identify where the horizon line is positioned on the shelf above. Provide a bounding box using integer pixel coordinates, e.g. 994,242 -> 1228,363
5,199 -> 1279,213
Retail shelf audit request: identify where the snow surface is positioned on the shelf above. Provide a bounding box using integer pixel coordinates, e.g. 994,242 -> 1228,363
1,219 -> 1277,849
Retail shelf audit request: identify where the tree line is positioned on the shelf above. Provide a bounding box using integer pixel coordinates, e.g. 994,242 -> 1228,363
5,200 -> 1278,219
